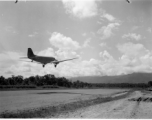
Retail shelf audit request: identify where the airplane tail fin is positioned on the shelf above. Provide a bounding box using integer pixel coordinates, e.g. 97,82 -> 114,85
28,48 -> 35,58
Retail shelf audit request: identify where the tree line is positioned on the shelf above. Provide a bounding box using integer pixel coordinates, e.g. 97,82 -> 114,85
0,74 -> 152,89
0,74 -> 91,89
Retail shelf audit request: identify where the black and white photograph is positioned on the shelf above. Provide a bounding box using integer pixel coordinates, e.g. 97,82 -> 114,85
0,0 -> 152,118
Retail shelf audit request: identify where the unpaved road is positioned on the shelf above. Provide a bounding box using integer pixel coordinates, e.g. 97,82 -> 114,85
56,90 -> 152,119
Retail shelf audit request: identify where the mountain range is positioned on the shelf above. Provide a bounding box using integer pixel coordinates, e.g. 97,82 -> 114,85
70,72 -> 152,84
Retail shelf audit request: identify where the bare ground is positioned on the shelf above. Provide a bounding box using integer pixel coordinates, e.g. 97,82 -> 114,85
55,90 -> 152,119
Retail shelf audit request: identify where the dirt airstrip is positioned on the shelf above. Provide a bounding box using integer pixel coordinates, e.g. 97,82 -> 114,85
56,90 -> 152,119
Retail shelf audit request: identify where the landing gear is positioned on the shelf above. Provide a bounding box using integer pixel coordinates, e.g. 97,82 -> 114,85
54,63 -> 59,68
43,65 -> 45,68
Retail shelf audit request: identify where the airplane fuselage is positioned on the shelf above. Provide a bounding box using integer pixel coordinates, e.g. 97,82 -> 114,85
29,56 -> 56,64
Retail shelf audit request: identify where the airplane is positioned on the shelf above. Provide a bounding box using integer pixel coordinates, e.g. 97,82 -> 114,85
20,48 -> 78,68
126,0 -> 131,3
15,0 -> 26,3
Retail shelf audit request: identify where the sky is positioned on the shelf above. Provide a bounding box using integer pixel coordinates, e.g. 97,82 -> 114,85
0,0 -> 152,78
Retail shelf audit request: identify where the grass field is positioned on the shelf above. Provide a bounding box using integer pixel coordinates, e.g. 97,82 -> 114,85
0,89 -> 128,113
0,88 -> 129,117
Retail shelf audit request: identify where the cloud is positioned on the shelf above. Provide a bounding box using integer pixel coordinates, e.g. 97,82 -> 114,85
62,58 -> 102,77
97,21 -> 102,25
62,0 -> 98,19
97,23 -> 120,40
99,51 -> 124,75
5,26 -> 17,34
99,50 -> 114,61
0,51 -> 32,77
0,51 -> 21,67
117,42 -> 149,58
38,48 -> 56,57
49,32 -> 81,50
122,33 -> 141,41
82,33 -> 87,36
140,53 -> 152,67
98,9 -> 121,23
99,42 -> 106,47
116,42 -> 152,73
131,26 -> 140,31
82,38 -> 92,48
28,32 -> 38,38
147,27 -> 152,33
5,70 -> 14,75
96,43 -> 152,75
102,13 -> 115,22
100,10 -> 116,22
55,49 -> 80,59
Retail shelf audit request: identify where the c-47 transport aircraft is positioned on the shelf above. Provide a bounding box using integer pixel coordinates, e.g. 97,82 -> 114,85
20,48 -> 78,68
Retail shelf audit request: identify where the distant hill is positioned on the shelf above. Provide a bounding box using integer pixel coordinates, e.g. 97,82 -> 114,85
70,73 -> 152,84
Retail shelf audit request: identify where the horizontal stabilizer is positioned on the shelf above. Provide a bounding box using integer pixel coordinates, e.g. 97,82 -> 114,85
20,57 -> 28,59
19,60 -> 42,64
19,60 -> 31,62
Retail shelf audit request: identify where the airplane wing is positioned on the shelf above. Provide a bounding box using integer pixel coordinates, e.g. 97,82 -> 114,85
52,57 -> 78,64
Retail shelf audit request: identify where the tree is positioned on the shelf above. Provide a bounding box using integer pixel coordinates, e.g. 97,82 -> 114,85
0,76 -> 6,85
148,81 -> 152,87
29,76 -> 36,85
15,75 -> 23,85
